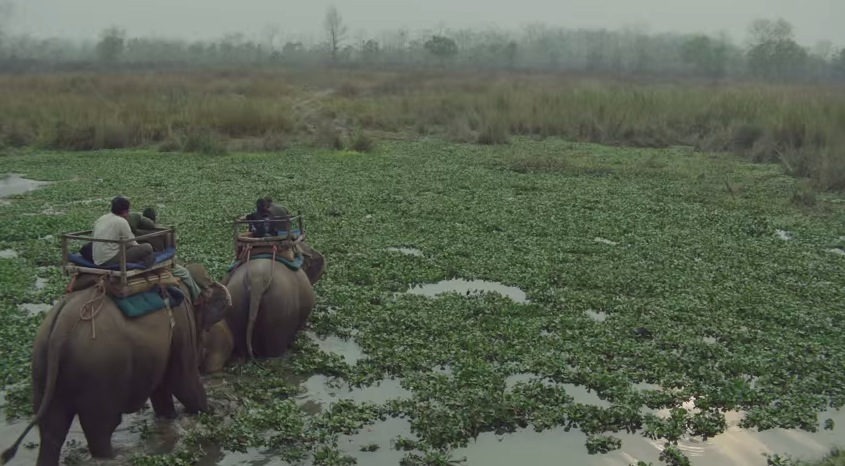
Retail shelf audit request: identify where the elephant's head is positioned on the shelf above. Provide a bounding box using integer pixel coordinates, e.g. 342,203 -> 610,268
298,242 -> 326,286
183,262 -> 233,333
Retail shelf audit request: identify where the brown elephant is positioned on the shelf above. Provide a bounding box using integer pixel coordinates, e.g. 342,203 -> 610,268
199,320 -> 234,374
210,242 -> 325,364
1,263 -> 232,466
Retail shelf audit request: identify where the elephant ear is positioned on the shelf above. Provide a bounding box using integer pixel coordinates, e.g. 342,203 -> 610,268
199,281 -> 232,332
299,243 -> 326,285
183,262 -> 214,289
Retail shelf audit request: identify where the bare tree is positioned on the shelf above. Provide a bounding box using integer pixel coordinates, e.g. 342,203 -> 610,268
323,5 -> 347,62
262,24 -> 281,51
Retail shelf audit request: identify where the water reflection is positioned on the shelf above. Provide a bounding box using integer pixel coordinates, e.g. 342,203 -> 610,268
5,338 -> 843,466
0,173 -> 51,198
407,279 -> 529,304
0,250 -> 18,259
386,247 -> 424,257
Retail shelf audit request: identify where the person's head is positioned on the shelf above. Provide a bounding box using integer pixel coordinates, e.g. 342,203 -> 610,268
256,198 -> 268,213
110,196 -> 131,217
142,207 -> 157,222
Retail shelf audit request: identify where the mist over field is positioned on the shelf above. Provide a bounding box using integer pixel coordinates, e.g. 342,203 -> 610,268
0,0 -> 843,80
5,0 -> 845,46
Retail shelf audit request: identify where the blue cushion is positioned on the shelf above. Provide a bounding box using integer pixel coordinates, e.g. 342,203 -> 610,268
115,285 -> 186,318
68,247 -> 176,270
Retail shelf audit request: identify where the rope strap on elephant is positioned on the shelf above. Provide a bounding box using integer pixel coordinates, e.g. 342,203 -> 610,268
75,276 -> 108,339
227,243 -> 305,275
71,276 -> 181,340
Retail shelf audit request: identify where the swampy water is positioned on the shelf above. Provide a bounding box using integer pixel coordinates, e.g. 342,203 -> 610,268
3,331 -> 843,466
0,173 -> 51,198
386,247 -> 424,257
2,273 -> 843,465
0,249 -> 18,259
407,278 -> 529,304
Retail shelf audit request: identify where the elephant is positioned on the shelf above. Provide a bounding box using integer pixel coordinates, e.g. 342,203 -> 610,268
199,320 -> 234,374
210,241 -> 325,364
1,262 -> 232,466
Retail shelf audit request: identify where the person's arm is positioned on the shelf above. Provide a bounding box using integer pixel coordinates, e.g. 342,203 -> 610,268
120,218 -> 139,246
137,216 -> 157,230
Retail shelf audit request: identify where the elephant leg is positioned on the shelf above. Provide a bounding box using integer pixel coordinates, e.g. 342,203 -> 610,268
165,342 -> 208,415
35,400 -> 74,466
173,375 -> 208,415
77,409 -> 122,459
150,383 -> 177,420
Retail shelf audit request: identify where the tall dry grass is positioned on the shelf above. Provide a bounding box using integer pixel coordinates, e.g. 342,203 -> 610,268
0,68 -> 843,189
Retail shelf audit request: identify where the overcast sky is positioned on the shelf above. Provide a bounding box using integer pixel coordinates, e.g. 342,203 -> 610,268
5,0 -> 843,47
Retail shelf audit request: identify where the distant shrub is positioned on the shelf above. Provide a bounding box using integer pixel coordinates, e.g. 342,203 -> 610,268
731,124 -> 764,151
476,119 -> 510,145
95,122 -> 134,149
792,180 -> 817,207
349,129 -> 374,152
183,129 -> 228,155
313,121 -> 344,150
1,69 -> 844,190
260,132 -> 290,152
337,83 -> 360,97
158,135 -> 183,153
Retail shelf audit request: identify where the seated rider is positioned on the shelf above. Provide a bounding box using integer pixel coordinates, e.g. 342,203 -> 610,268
244,198 -> 278,238
127,207 -> 166,251
92,196 -> 156,268
263,196 -> 292,234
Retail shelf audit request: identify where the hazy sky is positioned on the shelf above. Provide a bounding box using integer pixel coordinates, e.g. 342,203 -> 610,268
6,0 -> 843,47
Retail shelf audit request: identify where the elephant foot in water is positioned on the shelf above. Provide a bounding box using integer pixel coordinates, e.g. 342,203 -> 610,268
77,411 -> 122,459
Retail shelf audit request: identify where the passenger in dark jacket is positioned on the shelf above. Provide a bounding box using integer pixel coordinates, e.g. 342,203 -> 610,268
263,196 -> 292,235
244,198 -> 277,238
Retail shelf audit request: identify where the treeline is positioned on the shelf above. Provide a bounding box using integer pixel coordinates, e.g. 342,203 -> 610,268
0,6 -> 844,82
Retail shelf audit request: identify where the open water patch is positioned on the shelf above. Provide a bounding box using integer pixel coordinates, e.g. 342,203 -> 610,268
406,279 -> 529,304
585,309 -> 608,322
0,400 -> 168,466
594,237 -> 618,246
19,303 -> 51,316
386,246 -> 423,257
308,332 -> 366,366
0,173 -> 52,198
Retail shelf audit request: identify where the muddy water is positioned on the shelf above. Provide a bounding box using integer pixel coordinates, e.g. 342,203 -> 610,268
386,247 -> 424,257
407,279 -> 529,304
776,229 -> 792,240
202,333 -> 413,466
34,277 -> 48,290
586,309 -> 609,322
4,332 -> 843,466
0,396 -> 173,466
0,173 -> 51,198
19,303 -> 52,316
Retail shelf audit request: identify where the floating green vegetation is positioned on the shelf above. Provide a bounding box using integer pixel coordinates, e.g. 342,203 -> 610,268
1,137 -> 844,465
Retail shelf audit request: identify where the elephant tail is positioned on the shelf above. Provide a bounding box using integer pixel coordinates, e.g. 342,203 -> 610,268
245,262 -> 272,361
2,297 -> 69,465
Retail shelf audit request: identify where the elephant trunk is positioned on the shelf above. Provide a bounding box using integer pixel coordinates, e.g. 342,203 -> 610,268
245,266 -> 272,361
2,298 -> 69,465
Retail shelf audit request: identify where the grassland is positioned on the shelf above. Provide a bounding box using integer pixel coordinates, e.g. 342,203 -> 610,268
1,137 -> 845,465
0,69 -> 844,191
